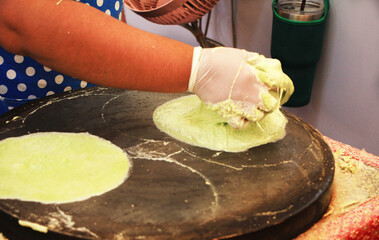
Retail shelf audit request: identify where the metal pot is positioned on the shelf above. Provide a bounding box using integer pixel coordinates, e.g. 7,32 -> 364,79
274,0 -> 325,21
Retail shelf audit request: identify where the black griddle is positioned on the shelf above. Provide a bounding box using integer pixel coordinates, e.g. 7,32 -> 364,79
0,87 -> 334,240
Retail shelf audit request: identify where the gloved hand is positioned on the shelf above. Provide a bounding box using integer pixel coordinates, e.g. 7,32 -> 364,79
188,47 -> 294,129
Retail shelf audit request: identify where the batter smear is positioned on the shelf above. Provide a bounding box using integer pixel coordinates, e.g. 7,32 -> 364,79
153,95 -> 287,152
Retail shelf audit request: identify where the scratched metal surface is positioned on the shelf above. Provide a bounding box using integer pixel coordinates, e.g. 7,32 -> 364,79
0,87 -> 334,240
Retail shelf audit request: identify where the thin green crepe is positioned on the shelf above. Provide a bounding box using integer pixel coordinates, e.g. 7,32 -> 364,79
153,95 -> 287,152
0,132 -> 130,204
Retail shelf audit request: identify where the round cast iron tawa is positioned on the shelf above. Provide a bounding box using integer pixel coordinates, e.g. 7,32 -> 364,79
0,87 -> 334,240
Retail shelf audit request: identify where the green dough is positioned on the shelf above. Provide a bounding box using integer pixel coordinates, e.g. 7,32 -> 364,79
153,95 -> 288,152
0,132 -> 130,204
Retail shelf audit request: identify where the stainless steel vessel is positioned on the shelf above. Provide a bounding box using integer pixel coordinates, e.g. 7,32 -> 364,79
275,0 -> 325,21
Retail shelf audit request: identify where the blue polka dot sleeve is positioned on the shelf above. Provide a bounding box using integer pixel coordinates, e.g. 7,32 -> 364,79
0,0 -> 124,115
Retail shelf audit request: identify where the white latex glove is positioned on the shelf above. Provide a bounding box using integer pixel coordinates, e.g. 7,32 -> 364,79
188,47 -> 294,129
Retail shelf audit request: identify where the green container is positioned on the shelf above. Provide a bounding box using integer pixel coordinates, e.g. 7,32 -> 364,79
271,0 -> 330,107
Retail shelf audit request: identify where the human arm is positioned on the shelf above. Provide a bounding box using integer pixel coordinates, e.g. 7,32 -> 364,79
0,0 -> 193,92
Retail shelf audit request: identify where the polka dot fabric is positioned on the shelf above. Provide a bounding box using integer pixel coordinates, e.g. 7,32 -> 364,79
0,0 -> 123,115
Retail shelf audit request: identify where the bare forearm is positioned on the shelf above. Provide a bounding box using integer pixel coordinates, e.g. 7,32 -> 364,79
0,0 -> 193,92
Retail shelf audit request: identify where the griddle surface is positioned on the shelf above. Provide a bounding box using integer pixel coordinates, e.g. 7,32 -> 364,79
0,87 -> 334,240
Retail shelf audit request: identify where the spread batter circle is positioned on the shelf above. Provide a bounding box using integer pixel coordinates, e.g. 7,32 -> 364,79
0,132 -> 131,204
